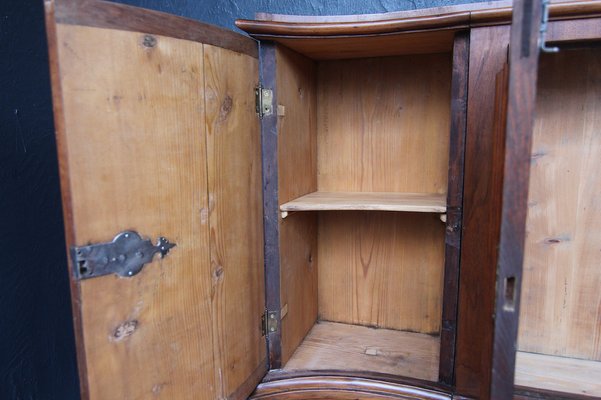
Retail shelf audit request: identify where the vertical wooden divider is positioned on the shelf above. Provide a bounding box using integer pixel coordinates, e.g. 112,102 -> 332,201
455,24 -> 510,399
492,0 -> 543,397
276,45 -> 318,366
438,30 -> 469,386
260,42 -> 283,369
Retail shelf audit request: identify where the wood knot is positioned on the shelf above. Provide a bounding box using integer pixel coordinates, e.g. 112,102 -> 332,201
212,265 -> 224,282
218,95 -> 233,122
543,235 -> 570,245
111,320 -> 138,342
141,35 -> 157,48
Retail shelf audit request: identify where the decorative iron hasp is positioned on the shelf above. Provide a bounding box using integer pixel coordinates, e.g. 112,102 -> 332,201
71,231 -> 176,280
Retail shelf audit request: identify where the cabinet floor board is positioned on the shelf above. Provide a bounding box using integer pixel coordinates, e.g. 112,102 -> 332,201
282,321 -> 439,382
515,351 -> 601,397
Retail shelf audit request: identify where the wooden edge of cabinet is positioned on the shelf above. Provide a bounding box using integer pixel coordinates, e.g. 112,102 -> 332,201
43,1 -> 89,398
546,17 -> 601,44
228,358 -> 269,400
251,371 -> 454,400
236,1 -> 601,37
50,0 -> 258,58
260,42 -> 283,369
438,30 -> 469,386
491,0 -> 543,397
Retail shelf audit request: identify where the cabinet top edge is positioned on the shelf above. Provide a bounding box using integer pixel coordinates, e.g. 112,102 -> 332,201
48,0 -> 258,58
236,0 -> 601,37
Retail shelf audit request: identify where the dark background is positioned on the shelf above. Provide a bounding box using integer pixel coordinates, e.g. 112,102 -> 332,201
1,0 -> 487,398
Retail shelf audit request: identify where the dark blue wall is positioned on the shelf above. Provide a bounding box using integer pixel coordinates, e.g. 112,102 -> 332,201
0,0 -> 492,398
114,0 -> 489,32
0,1 -> 80,399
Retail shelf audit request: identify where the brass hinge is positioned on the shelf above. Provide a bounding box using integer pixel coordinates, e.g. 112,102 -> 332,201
255,86 -> 273,118
261,310 -> 278,336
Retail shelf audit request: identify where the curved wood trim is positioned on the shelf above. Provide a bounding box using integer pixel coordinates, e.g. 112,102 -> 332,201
254,2 -> 509,24
236,1 -> 601,38
251,374 -> 452,400
260,369 -> 450,390
54,0 -> 257,58
237,12 -> 470,37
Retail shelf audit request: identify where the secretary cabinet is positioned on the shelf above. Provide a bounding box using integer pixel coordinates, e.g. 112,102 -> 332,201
45,0 -> 601,398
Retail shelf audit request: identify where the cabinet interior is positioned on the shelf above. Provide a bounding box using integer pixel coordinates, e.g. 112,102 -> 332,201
275,44 -> 453,382
515,48 -> 601,397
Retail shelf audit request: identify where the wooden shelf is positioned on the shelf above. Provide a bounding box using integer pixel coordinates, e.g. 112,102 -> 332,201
283,321 -> 439,381
280,191 -> 446,216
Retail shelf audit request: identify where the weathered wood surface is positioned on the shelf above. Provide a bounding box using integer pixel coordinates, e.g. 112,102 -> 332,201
492,0 -> 543,397
276,45 -> 319,366
455,24 -> 510,399
47,3 -> 264,398
283,321 -> 439,382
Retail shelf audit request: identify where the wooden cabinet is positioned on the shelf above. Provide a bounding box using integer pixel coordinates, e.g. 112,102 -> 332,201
44,0 -> 601,398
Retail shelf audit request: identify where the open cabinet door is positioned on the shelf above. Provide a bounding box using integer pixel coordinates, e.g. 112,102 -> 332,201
45,1 -> 266,399
491,0 -> 544,398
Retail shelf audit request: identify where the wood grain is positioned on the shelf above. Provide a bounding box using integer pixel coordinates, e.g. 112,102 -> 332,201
283,321 -> 439,382
280,192 -> 447,214
317,54 -> 451,193
514,387 -> 600,400
204,44 -> 266,399
259,42 -> 282,368
252,30 -> 457,60
515,352 -> 601,397
455,25 -> 510,399
314,53 -> 450,336
318,212 -> 445,334
547,17 -> 601,44
276,45 -> 319,365
55,0 -> 257,57
438,31 -> 469,386
519,48 -> 601,362
492,0 -> 543,396
55,24 -> 215,399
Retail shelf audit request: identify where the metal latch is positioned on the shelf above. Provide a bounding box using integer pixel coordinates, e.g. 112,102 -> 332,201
261,310 -> 278,335
71,231 -> 175,280
255,86 -> 273,118
539,0 -> 559,53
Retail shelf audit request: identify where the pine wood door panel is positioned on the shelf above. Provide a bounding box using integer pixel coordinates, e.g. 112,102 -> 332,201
204,44 -> 267,398
55,23 -> 214,400
492,0 -> 544,397
46,1 -> 264,398
519,48 -> 601,361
